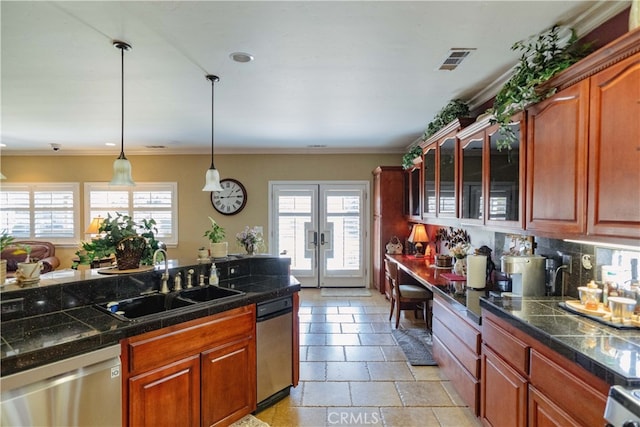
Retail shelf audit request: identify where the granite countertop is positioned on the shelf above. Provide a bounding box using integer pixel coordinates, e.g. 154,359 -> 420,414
386,254 -> 640,387
1,256 -> 299,377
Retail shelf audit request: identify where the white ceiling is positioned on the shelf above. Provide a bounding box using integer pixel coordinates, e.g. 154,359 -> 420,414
0,1 -> 627,156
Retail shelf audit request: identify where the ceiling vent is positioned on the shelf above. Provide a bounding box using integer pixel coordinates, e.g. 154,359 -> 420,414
145,145 -> 167,149
438,48 -> 476,71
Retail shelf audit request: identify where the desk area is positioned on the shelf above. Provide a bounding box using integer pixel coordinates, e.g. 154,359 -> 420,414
385,254 -> 640,425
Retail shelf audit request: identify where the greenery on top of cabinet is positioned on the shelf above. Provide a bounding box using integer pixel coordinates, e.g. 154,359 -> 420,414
402,145 -> 424,170
490,25 -> 592,151
422,99 -> 470,140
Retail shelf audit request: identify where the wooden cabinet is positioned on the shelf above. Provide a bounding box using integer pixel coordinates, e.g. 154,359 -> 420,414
481,310 -> 609,427
373,166 -> 407,295
431,294 -> 481,415
526,80 -> 590,237
526,30 -> 640,241
457,113 -> 525,230
122,305 -> 256,427
587,51 -> 640,239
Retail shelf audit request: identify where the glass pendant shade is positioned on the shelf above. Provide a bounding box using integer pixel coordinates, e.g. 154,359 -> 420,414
202,167 -> 223,191
203,74 -> 222,192
110,41 -> 135,186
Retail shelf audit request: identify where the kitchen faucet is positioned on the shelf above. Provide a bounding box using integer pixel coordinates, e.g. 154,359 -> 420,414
153,249 -> 170,294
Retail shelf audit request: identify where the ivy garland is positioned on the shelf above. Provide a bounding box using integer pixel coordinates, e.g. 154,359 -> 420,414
422,99 -> 470,140
491,25 -> 592,151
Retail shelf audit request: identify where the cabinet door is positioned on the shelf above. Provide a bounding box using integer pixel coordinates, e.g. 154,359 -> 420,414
588,52 -> 640,239
422,145 -> 436,217
129,355 -> 200,427
438,137 -> 457,217
526,80 -> 589,236
529,385 -> 581,427
481,344 -> 527,427
460,131 -> 485,223
201,336 -> 256,427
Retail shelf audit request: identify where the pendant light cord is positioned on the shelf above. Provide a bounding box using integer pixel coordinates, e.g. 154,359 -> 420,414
120,44 -> 125,159
210,77 -> 215,169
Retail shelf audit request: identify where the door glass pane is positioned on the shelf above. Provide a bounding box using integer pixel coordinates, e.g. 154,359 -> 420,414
277,194 -> 312,270
461,138 -> 484,219
439,138 -> 456,215
423,147 -> 436,215
326,194 -> 360,271
489,123 -> 520,221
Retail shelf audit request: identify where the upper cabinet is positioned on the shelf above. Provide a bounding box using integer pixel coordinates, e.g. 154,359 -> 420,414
457,113 -> 525,230
527,29 -> 640,241
420,118 -> 473,221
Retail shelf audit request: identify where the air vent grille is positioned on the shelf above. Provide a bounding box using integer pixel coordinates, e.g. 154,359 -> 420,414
438,48 -> 476,71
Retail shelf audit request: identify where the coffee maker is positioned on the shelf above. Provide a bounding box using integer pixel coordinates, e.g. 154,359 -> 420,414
500,255 -> 546,296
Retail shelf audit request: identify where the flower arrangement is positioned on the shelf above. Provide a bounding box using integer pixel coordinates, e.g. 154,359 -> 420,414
236,226 -> 263,254
449,243 -> 470,259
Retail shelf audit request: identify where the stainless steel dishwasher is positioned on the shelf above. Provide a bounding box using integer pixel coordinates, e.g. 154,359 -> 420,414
1,345 -> 122,426
256,295 -> 293,412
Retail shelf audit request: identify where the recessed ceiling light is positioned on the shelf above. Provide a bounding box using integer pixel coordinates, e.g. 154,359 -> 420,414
230,52 -> 254,63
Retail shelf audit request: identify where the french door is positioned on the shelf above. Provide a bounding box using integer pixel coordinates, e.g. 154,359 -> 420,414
270,182 -> 369,288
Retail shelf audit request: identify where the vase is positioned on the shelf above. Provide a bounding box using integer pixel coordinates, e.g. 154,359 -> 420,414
244,243 -> 256,256
210,242 -> 228,258
16,261 -> 43,284
453,257 -> 466,276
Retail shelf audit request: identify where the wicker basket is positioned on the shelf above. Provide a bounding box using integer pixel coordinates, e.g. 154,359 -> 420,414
115,236 -> 147,270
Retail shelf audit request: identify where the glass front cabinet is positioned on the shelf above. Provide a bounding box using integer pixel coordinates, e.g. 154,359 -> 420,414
456,113 -> 525,229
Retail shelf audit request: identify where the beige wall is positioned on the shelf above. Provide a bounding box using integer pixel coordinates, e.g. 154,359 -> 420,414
1,153 -> 401,272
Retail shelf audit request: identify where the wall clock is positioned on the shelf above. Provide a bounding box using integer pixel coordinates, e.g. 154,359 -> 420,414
211,178 -> 247,215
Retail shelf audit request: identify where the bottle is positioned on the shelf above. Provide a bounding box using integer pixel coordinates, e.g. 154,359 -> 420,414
209,263 -> 219,286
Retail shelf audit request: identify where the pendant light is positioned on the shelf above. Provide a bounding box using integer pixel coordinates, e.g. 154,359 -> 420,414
202,74 -> 223,192
110,41 -> 135,186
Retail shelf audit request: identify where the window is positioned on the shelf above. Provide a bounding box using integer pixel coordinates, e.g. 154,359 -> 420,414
0,183 -> 80,245
84,183 -> 178,246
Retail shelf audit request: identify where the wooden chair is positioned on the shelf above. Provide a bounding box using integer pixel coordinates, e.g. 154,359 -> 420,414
385,259 -> 433,329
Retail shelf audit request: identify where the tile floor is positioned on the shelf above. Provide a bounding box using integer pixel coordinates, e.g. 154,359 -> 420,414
255,288 -> 481,427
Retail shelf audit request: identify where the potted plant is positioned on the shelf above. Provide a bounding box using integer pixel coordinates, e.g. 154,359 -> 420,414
490,25 -> 592,151
11,243 -> 44,284
83,213 -> 161,270
401,145 -> 424,170
0,230 -> 15,284
422,99 -> 470,140
204,216 -> 227,258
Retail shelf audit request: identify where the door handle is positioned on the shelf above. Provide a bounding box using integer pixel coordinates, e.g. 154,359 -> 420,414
320,233 -> 325,245
312,231 -> 318,246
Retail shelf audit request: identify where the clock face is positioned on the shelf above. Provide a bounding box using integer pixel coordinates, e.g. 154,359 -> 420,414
211,179 -> 247,215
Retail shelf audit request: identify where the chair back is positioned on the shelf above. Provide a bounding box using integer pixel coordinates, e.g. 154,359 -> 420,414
384,259 -> 398,293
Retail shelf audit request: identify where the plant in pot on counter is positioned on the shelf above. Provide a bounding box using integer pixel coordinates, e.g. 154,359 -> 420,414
236,226 -> 264,256
82,213 -> 162,270
204,216 -> 228,258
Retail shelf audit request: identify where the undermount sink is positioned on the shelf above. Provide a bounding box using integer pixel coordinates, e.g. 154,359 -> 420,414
178,286 -> 244,303
95,293 -> 196,322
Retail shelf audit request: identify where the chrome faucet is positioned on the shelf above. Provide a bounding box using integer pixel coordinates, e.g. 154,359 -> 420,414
153,249 -> 170,294
186,269 -> 194,288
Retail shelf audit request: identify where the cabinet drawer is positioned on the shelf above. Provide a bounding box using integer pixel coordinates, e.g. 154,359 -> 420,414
482,315 -> 529,376
433,297 -> 480,353
433,335 -> 480,416
529,349 -> 606,427
432,317 -> 480,378
126,306 -> 255,374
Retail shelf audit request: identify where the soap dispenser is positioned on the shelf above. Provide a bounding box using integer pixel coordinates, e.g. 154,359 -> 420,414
209,263 -> 219,286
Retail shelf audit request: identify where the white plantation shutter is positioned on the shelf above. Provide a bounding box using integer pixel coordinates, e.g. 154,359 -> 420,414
85,183 -> 178,245
0,183 -> 80,244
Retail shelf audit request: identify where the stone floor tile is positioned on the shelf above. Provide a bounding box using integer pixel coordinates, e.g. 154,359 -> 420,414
299,314 -> 326,323
380,346 -> 407,362
326,407 -> 383,426
302,381 -> 352,406
300,361 -> 326,381
300,333 -> 326,346
370,322 -> 393,333
270,406 -> 328,427
344,346 -> 385,361
350,381 -> 402,406
367,361 -> 415,381
287,383 -> 304,406
338,306 -> 366,314
307,345 -> 346,361
441,381 -> 468,406
299,306 -> 312,314
380,407 -> 440,427
359,333 -> 396,346
407,365 -> 442,381
310,323 -> 342,333
341,323 -> 374,334
326,333 -> 361,346
299,346 -> 308,361
396,381 -> 456,406
432,407 -> 482,427
326,361 -> 370,381
353,313 -> 388,323
326,314 -> 355,323
312,306 -> 339,314
364,305 -> 390,314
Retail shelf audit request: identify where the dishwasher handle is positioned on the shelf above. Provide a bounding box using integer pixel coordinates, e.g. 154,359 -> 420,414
257,306 -> 292,322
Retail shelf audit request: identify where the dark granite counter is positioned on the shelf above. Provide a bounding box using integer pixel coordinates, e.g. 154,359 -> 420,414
387,254 -> 640,387
0,256 -> 299,377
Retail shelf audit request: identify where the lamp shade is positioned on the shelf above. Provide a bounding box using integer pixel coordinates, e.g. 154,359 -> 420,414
202,168 -> 224,192
85,217 -> 104,234
109,41 -> 135,186
408,224 -> 429,243
110,156 -> 135,186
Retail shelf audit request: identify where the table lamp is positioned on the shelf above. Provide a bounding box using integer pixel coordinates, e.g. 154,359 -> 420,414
408,224 -> 429,258
85,216 -> 104,239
